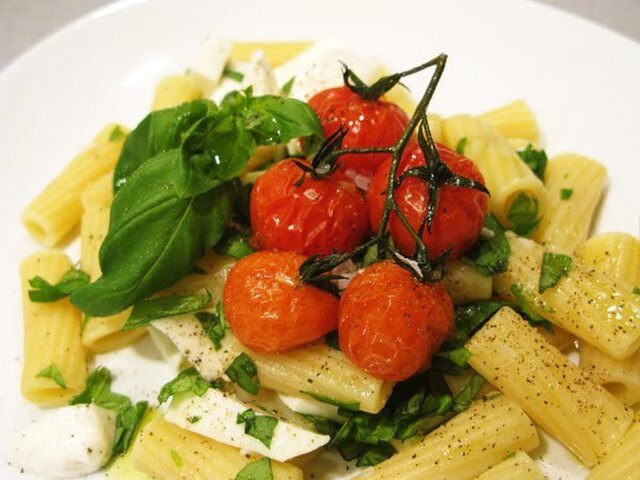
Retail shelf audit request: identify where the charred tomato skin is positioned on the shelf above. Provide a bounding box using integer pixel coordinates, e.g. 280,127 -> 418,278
338,261 -> 454,382
223,251 -> 339,353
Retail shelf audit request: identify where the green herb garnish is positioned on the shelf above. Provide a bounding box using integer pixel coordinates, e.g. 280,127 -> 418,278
560,188 -> 573,200
236,409 -> 278,448
300,391 -> 359,411
510,283 -> 553,332
123,290 -> 212,330
455,137 -> 467,154
235,458 -> 273,480
109,125 -> 127,142
539,253 -> 573,293
226,353 -> 260,394
507,192 -> 541,237
517,144 -> 547,180
36,363 -> 66,388
463,214 -> 510,276
196,302 -> 228,350
157,367 -> 210,404
223,68 -> 245,82
29,268 -> 90,303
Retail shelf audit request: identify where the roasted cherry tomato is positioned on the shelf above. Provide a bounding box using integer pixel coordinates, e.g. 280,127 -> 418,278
338,261 -> 454,381
223,251 -> 339,353
308,86 -> 409,185
367,143 -> 488,260
250,159 -> 369,256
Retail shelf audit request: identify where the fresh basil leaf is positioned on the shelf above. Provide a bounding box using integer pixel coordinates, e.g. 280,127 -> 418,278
223,68 -> 244,82
188,415 -> 201,424
281,77 -> 295,96
236,409 -> 278,448
633,287 -> 640,295
124,290 -> 211,330
560,188 -> 573,200
71,155 -> 234,317
196,302 -> 228,350
355,442 -> 397,467
29,268 -> 90,303
170,449 -> 183,467
539,253 -> 573,293
463,214 -> 510,276
70,367 -> 148,459
226,353 -> 260,394
507,192 -> 541,237
157,367 -> 210,404
300,391 -> 359,411
113,100 -> 214,191
214,229 -> 254,260
517,144 -> 548,180
511,283 -> 554,332
36,363 -> 66,388
435,347 -> 472,367
446,301 -> 505,348
455,137 -> 467,155
235,458 -> 273,480
324,331 -> 340,350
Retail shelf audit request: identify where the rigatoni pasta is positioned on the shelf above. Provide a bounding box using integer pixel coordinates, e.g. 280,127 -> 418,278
19,250 -> 87,406
466,307 -> 633,467
478,100 -> 540,143
587,413 -> 640,480
474,451 -> 544,480
575,232 -> 640,288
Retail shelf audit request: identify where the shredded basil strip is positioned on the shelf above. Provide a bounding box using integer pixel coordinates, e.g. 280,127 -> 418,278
560,188 -> 573,200
517,144 -> 548,180
236,409 -> 278,448
226,353 -> 260,394
29,268 -> 90,303
507,192 -> 541,237
463,214 -> 510,276
196,302 -> 228,350
300,391 -> 360,411
235,458 -> 273,480
157,367 -> 211,404
539,253 -> 573,293
70,367 -> 148,459
511,283 -> 554,332
455,137 -> 467,155
36,363 -> 66,388
123,290 -> 212,330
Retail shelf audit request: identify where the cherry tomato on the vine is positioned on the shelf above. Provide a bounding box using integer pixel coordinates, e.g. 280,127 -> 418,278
250,159 -> 369,256
338,261 -> 454,382
223,251 -> 339,353
308,86 -> 409,185
367,143 -> 488,260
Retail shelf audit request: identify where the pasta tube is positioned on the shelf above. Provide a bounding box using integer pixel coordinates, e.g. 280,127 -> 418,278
441,260 -> 492,304
231,41 -> 313,66
357,395 -> 539,479
532,153 -> 607,254
575,232 -> 640,288
21,124 -> 127,246
494,232 -> 640,359
130,414 -> 302,480
479,100 -> 540,143
588,413 -> 640,480
474,451 -> 544,480
466,307 -> 633,467
440,115 -> 546,229
152,74 -> 203,111
20,251 -> 87,406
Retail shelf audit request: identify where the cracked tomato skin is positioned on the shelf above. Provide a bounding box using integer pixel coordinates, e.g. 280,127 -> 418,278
308,86 -> 409,184
367,142 -> 488,260
223,251 -> 339,353
250,159 -> 369,256
338,261 -> 454,382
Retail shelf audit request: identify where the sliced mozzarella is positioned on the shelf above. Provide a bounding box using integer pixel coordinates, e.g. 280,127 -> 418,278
166,389 -> 330,462
277,392 -> 342,422
242,51 -> 279,96
189,37 -> 232,92
275,44 -> 384,102
8,404 -> 116,478
147,324 -> 183,371
151,315 -> 236,381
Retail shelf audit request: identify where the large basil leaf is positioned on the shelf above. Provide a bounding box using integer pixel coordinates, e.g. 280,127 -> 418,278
113,100 -> 215,191
71,153 -> 234,317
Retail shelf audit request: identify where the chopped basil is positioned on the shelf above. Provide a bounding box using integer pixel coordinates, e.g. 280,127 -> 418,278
633,287 -> 640,295
226,353 -> 260,394
109,125 -> 127,142
511,283 -> 553,332
362,243 -> 379,268
223,68 -> 245,82
560,188 -> 573,200
123,290 -> 212,330
36,363 -> 66,388
70,367 -> 148,459
196,302 -> 229,350
455,137 -> 467,155
356,442 -> 397,467
188,415 -> 201,424
452,374 -> 485,412
157,367 -> 210,404
236,409 -> 278,448
28,268 -> 90,303
445,300 -> 505,348
281,77 -> 295,96
463,214 -> 510,276
539,253 -> 573,293
214,229 -> 255,259
170,449 -> 183,467
435,347 -> 473,367
300,391 -> 359,411
517,144 -> 547,180
507,192 -> 541,237
324,331 -> 340,350
299,413 -> 341,437
235,458 -> 273,480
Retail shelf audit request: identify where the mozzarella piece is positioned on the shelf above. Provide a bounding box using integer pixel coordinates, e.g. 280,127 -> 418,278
166,389 -> 330,462
147,324 -> 183,371
277,392 -> 342,422
8,404 -> 116,478
189,37 -> 232,92
275,45 -> 384,102
242,51 -> 279,96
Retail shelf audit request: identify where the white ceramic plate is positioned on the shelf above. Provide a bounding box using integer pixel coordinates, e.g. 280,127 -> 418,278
1,0 -> 638,478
